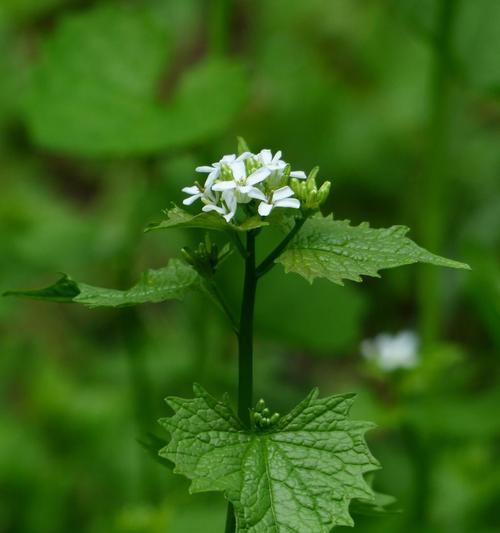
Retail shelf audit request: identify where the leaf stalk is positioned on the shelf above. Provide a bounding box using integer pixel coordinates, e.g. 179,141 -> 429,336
256,217 -> 307,278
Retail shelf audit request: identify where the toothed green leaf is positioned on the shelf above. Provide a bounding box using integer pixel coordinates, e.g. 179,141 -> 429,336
160,384 -> 379,532
277,215 -> 470,285
146,206 -> 268,233
4,259 -> 199,308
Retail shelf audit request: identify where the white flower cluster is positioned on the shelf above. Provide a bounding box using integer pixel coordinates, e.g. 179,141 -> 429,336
182,150 -> 307,222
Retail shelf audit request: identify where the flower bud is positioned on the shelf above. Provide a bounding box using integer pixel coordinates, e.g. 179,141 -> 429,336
181,235 -> 230,278
220,163 -> 234,181
270,413 -> 280,425
255,399 -> 266,412
289,177 -> 300,195
237,136 -> 250,155
306,175 -> 317,194
317,181 -> 331,204
253,412 -> 262,424
289,166 -> 332,210
245,156 -> 261,175
308,166 -> 320,182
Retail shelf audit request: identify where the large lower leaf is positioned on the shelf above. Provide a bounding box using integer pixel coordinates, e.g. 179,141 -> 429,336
147,206 -> 268,233
277,215 -> 470,285
24,5 -> 247,156
4,259 -> 199,308
160,384 -> 379,532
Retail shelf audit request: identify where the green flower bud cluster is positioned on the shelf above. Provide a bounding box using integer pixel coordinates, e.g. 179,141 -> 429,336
181,235 -> 231,278
244,156 -> 261,176
290,166 -> 331,210
220,163 -> 235,181
251,398 -> 280,431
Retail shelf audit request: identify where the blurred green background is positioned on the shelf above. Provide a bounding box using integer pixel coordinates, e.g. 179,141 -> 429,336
1,1 -> 499,532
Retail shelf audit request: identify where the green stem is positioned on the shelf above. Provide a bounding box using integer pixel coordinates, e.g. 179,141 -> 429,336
225,230 -> 257,532
209,0 -> 231,57
238,231 -> 257,424
418,0 -> 458,348
256,217 -> 307,278
224,503 -> 236,533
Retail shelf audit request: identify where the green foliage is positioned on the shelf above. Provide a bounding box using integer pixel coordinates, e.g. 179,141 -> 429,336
0,0 -> 67,22
160,384 -> 378,532
256,270 -> 367,354
398,0 -> 500,92
4,259 -> 199,308
24,5 -> 247,156
277,215 -> 470,285
147,206 -> 268,233
453,0 -> 500,91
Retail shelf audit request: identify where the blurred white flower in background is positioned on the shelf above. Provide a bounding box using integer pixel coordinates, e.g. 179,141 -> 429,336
361,330 -> 419,371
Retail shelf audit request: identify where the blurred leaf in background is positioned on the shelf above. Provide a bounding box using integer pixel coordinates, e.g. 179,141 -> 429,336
24,4 -> 248,155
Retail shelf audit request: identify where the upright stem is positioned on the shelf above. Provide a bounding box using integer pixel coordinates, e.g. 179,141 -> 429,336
209,0 -> 232,57
412,3 -> 458,528
225,230 -> 257,533
238,231 -> 257,425
224,503 -> 236,533
418,0 -> 458,348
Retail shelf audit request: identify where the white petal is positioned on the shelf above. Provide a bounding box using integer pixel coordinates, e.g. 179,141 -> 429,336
272,186 -> 294,201
222,190 -> 237,209
290,170 -> 307,179
221,154 -> 237,163
259,149 -> 272,165
275,198 -> 300,209
267,162 -> 286,171
182,185 -> 200,195
272,150 -> 282,162
204,169 -> 219,188
182,194 -> 202,205
235,151 -> 251,161
231,161 -> 247,181
247,167 -> 271,185
246,187 -> 267,202
202,204 -> 225,215
212,181 -> 236,191
196,166 -> 214,173
258,202 -> 273,216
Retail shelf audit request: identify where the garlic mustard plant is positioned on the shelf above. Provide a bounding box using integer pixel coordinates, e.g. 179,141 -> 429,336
5,138 -> 470,533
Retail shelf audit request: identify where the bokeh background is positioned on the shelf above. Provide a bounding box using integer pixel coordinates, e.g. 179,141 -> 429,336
1,1 -> 499,532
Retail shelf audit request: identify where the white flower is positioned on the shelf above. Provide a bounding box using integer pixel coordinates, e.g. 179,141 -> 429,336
181,148 -> 307,223
257,186 -> 301,217
195,152 -> 251,189
256,149 -> 307,179
181,183 -> 217,206
212,160 -> 269,204
183,152 -> 252,207
361,330 -> 419,372
202,190 -> 237,223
